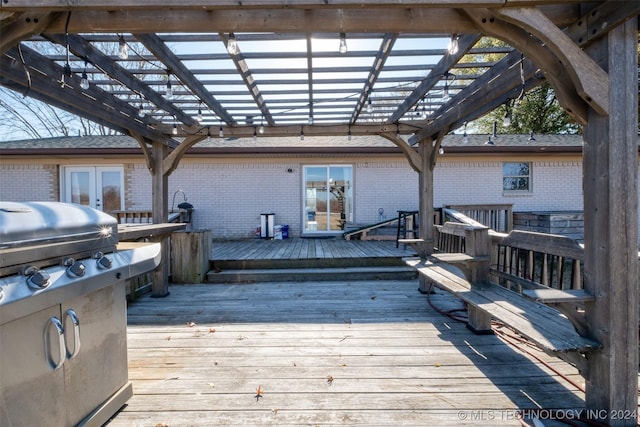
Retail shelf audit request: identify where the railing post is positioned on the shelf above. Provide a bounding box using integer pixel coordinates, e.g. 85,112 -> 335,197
464,224 -> 492,334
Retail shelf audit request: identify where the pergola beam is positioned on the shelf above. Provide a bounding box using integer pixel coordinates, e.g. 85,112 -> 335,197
133,33 -> 235,126
1,45 -> 176,145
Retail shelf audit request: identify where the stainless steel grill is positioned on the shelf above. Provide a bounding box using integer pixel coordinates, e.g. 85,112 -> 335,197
0,201 -> 161,427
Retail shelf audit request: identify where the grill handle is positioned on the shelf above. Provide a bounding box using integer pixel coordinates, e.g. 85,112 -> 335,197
65,309 -> 81,360
45,317 -> 66,371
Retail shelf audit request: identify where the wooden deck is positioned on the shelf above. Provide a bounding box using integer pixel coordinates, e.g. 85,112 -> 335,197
108,278 -> 589,426
210,238 -> 417,262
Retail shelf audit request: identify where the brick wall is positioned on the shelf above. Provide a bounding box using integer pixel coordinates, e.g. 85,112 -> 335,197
0,164 -> 57,201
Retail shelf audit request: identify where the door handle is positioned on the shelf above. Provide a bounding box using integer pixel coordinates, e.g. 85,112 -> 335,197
64,309 -> 81,359
45,317 -> 66,371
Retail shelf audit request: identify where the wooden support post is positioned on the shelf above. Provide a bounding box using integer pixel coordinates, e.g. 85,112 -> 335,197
417,139 -> 435,293
151,141 -> 170,298
582,19 -> 638,426
463,224 -> 492,334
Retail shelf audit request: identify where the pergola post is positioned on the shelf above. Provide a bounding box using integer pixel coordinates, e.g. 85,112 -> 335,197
151,140 -> 170,297
582,19 -> 638,426
417,139 -> 436,292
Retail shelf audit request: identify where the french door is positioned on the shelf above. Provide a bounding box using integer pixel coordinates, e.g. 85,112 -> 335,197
303,165 -> 353,233
63,166 -> 124,212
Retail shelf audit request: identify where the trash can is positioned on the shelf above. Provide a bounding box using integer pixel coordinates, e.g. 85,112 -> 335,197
260,213 -> 275,238
178,202 -> 194,224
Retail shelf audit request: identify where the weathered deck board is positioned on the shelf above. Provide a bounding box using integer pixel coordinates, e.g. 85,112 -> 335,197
211,238 -> 416,261
109,280 -> 591,426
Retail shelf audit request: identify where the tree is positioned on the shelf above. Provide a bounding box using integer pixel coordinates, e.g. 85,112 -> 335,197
465,37 -> 580,135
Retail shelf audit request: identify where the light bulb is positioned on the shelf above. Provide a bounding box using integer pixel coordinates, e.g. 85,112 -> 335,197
219,126 -> 224,137
253,127 -> 257,142
438,147 -> 444,155
366,97 -> 373,114
166,79 -> 173,97
503,114 -> 511,127
138,104 -> 145,118
308,115 -> 313,125
118,38 -> 129,60
197,105 -> 203,122
339,33 -> 347,54
172,123 -> 178,135
448,35 -> 459,55
227,33 -> 238,55
259,124 -> 265,134
80,71 -> 90,90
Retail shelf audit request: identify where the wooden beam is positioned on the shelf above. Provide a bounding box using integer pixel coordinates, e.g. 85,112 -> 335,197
32,8 -> 483,34
0,1 -> 589,12
379,132 -> 422,173
1,45 -> 174,144
496,7 -> 609,116
219,32 -> 274,126
150,140 -> 169,297
582,18 -> 638,425
388,33 -> 481,124
162,134 -> 205,176
350,34 -> 396,125
43,33 -> 195,126
133,33 -> 235,125
0,11 -> 60,54
464,8 -> 589,124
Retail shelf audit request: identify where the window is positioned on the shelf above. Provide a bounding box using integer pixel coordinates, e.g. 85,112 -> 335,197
502,162 -> 531,192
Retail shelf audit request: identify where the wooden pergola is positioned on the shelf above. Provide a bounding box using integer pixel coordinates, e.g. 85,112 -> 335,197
1,1 -> 638,424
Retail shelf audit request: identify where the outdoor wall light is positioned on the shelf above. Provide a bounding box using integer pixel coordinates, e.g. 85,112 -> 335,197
339,33 -> 348,54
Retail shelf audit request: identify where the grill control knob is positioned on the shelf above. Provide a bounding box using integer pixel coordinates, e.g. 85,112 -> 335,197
93,252 -> 113,269
24,266 -> 51,289
64,258 -> 86,278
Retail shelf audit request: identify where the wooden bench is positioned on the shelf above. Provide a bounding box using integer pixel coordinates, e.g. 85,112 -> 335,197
403,222 -> 600,374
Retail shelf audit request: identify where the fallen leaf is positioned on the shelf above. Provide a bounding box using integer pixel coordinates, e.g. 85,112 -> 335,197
209,328 -> 216,333
255,385 -> 263,401
434,363 -> 442,367
166,336 -> 171,341
186,321 -> 196,327
272,408 -> 280,414
370,295 -> 377,300
207,382 -> 215,388
339,364 -> 347,367
155,424 -> 169,427
327,375 -> 334,385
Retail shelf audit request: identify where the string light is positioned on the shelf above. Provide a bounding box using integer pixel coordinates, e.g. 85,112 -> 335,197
308,114 -> 314,125
339,33 -> 348,54
165,72 -> 173,97
253,126 -> 257,141
196,102 -> 203,122
80,61 -> 90,90
448,34 -> 459,55
206,127 -> 212,142
503,99 -> 512,127
137,95 -> 145,118
118,35 -> 129,60
366,97 -> 373,114
300,126 -> 304,141
462,121 -> 469,144
172,120 -> 178,135
348,126 -> 352,141
219,125 -> 224,137
227,33 -> 239,55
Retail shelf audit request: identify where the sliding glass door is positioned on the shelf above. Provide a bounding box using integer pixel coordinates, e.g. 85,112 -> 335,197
303,165 -> 353,233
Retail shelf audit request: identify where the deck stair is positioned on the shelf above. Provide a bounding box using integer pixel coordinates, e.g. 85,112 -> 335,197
206,238 -> 418,283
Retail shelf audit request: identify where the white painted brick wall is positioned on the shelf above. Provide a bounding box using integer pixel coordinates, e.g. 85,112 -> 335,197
1,158 -> 638,245
0,164 -> 56,201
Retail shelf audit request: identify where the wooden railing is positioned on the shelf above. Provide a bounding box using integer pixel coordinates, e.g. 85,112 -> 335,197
110,210 -> 181,224
443,204 -> 513,232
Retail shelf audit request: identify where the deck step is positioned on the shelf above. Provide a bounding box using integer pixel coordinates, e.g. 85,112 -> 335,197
207,266 -> 418,283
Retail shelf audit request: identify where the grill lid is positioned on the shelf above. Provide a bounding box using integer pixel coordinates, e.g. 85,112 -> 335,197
0,202 -> 118,275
